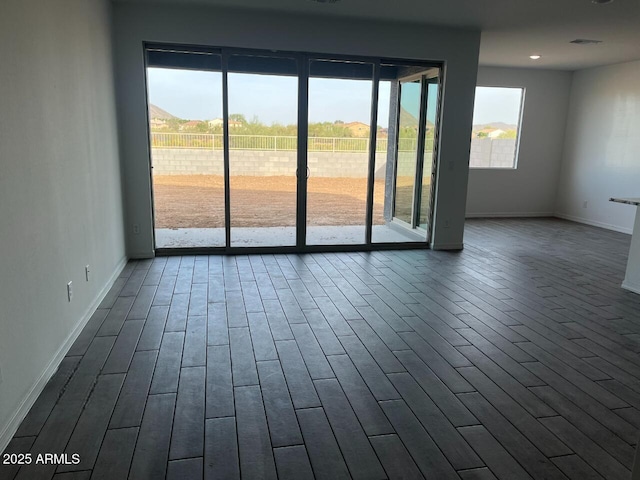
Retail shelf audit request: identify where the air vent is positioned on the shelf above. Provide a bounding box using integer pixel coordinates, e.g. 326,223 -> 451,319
570,39 -> 603,45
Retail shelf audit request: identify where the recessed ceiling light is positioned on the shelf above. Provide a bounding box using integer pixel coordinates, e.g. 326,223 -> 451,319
529,55 -> 542,60
592,0 -> 614,4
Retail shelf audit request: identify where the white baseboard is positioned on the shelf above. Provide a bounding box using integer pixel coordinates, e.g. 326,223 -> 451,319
622,281 -> 640,296
465,212 -> 554,218
432,243 -> 464,251
554,212 -> 633,235
0,255 -> 127,454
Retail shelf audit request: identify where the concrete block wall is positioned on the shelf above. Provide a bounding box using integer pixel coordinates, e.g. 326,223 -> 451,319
151,148 -> 388,178
396,151 -> 419,178
469,138 -> 517,168
151,149 -> 224,174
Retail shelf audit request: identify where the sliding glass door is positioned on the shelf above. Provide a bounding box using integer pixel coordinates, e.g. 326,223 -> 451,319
372,66 -> 441,243
227,54 -> 298,247
146,54 -> 225,249
419,76 -> 440,230
306,59 -> 374,245
393,77 -> 422,227
145,45 -> 442,252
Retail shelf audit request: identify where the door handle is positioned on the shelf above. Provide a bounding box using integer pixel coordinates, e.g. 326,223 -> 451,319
296,167 -> 311,179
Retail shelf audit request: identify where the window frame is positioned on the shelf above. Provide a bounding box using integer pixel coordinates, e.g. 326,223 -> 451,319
469,85 -> 526,170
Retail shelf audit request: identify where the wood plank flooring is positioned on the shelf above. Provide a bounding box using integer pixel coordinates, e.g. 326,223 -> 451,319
3,218 -> 640,479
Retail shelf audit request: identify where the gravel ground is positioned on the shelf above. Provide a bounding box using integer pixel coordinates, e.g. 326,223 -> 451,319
152,175 -> 397,229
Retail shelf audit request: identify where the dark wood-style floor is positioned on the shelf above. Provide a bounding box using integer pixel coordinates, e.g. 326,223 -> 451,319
3,218 -> 640,480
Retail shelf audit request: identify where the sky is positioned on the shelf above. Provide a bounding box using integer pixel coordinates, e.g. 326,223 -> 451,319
148,68 -> 518,128
147,68 -> 441,128
472,86 -> 523,126
148,68 -> 391,126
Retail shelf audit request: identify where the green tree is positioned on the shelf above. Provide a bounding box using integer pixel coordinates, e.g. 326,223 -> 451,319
308,122 -> 353,138
194,122 -> 209,133
229,113 -> 247,124
498,130 -> 517,139
165,118 -> 186,132
398,126 -> 418,139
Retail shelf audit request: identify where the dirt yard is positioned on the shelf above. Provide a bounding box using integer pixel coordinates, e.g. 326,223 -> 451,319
152,175 -> 402,229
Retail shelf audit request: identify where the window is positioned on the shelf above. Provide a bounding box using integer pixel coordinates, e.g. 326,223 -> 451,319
469,86 -> 524,169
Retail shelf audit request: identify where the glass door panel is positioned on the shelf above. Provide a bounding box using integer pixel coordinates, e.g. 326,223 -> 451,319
227,55 -> 298,247
306,59 -> 373,245
371,79 -> 393,241
373,65 -> 441,243
393,79 -> 421,226
146,59 -> 225,249
307,60 -> 373,245
418,76 -> 440,231
372,78 -> 423,243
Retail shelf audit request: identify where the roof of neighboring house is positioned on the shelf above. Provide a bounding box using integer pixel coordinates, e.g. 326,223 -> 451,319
487,129 -> 506,138
180,120 -> 204,129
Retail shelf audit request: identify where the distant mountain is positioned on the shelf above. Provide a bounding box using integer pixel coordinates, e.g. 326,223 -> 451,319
399,107 -> 435,128
472,122 -> 517,132
399,107 -> 418,127
149,104 -> 177,120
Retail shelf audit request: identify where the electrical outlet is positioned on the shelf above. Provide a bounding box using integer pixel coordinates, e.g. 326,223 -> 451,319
67,281 -> 73,302
133,224 -> 140,235
582,200 -> 588,209
85,265 -> 90,282
444,219 -> 450,228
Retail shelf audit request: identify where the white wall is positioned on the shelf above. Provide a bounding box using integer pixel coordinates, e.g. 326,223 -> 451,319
112,4 -> 480,253
556,60 -> 640,234
466,67 -> 572,217
0,0 -> 125,450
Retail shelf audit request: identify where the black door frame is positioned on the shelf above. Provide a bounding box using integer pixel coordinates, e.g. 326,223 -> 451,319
144,43 -> 443,255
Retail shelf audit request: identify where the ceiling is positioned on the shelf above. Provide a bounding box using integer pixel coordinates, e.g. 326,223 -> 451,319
116,0 -> 640,70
